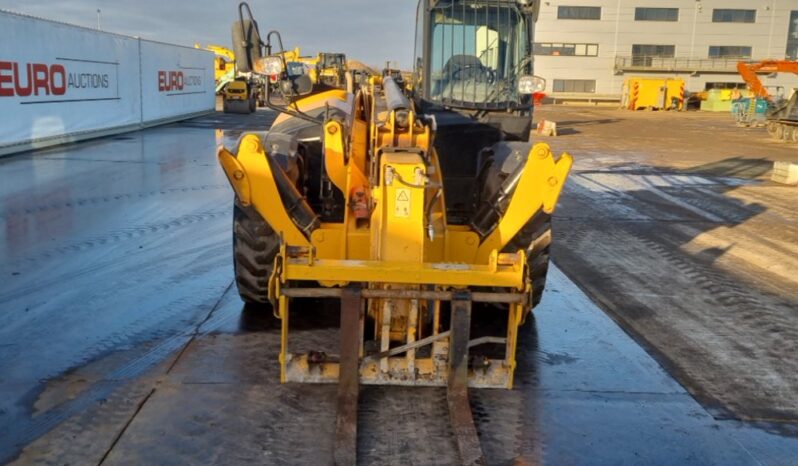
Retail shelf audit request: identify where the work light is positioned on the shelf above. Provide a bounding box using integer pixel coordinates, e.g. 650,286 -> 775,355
254,56 -> 283,76
517,75 -> 546,94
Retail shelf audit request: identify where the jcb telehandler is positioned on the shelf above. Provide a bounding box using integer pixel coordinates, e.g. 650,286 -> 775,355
219,1 -> 571,463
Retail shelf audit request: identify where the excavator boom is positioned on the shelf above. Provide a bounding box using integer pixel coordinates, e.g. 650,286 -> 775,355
737,60 -> 798,99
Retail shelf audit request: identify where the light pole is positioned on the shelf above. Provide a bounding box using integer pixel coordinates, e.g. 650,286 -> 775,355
96,9 -> 101,30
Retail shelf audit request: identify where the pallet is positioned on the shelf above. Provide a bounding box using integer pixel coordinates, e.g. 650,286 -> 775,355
772,161 -> 798,185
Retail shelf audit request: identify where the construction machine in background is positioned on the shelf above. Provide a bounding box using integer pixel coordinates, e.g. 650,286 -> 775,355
737,60 -> 798,100
346,60 -> 377,88
217,1 -> 570,463
315,52 -> 348,88
282,52 -> 349,89
195,43 -> 236,91
382,61 -> 407,92
737,60 -> 798,138
223,5 -> 347,113
221,70 -> 268,114
765,91 -> 798,142
222,3 -> 269,114
221,76 -> 261,113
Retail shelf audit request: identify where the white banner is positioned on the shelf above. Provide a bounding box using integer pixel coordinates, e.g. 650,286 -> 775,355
0,12 -> 141,150
0,11 -> 215,155
140,40 -> 215,123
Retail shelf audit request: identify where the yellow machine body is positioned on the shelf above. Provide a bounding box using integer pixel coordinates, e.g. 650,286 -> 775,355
222,78 -> 259,114
217,77 -> 572,389
223,79 -> 249,101
195,43 -> 236,85
288,53 -> 348,87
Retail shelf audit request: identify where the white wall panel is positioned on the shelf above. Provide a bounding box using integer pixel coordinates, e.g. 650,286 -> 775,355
139,40 -> 215,123
0,11 -> 141,152
0,11 -> 215,156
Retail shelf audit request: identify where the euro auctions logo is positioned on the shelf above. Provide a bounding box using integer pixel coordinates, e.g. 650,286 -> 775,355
158,70 -> 202,94
0,58 -> 118,103
0,62 -> 67,96
158,71 -> 184,91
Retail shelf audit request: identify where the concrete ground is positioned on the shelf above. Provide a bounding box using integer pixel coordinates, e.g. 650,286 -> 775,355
0,106 -> 796,465
536,105 -> 798,424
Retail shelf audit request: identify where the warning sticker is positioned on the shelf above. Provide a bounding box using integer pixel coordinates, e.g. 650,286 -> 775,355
395,189 -> 411,218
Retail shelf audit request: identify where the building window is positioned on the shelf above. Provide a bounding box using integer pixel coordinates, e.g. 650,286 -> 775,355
712,9 -> 756,23
558,6 -> 601,20
787,11 -> 798,60
631,44 -> 675,66
708,46 -> 752,58
553,79 -> 596,93
534,43 -> 599,57
705,82 -> 746,90
635,8 -> 678,22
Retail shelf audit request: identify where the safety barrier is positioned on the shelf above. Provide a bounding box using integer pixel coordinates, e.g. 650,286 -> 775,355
0,10 -> 215,156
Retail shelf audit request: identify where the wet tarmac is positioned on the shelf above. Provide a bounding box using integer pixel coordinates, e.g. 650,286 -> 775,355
539,106 -> 798,428
0,109 -> 797,465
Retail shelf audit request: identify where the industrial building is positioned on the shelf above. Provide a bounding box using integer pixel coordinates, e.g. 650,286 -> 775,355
534,1 -> 798,100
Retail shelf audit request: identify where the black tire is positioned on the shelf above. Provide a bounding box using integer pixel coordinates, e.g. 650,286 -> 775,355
503,212 -> 552,308
223,100 -> 229,113
766,121 -> 778,137
233,199 -> 279,305
775,124 -> 785,141
784,126 -> 795,142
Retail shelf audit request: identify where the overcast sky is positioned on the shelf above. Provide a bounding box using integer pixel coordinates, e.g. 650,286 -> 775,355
0,0 -> 418,68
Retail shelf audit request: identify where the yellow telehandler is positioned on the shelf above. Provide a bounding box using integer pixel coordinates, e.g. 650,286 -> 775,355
218,1 -> 571,463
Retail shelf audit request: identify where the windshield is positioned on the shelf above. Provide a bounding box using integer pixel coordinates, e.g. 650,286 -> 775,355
320,54 -> 345,68
429,1 -> 528,106
286,62 -> 306,77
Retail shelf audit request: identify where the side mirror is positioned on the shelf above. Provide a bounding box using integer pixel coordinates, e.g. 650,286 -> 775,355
281,74 -> 313,99
231,19 -> 262,73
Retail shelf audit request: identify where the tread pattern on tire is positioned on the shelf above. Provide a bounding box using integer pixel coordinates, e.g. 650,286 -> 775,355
503,212 -> 552,308
775,124 -> 785,140
233,199 -> 280,304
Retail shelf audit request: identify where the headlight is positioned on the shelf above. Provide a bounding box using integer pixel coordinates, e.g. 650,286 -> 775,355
518,75 -> 546,94
253,56 -> 284,76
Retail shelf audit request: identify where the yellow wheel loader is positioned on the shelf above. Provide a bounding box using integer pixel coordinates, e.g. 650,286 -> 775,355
218,1 -> 571,463
316,52 -> 348,88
